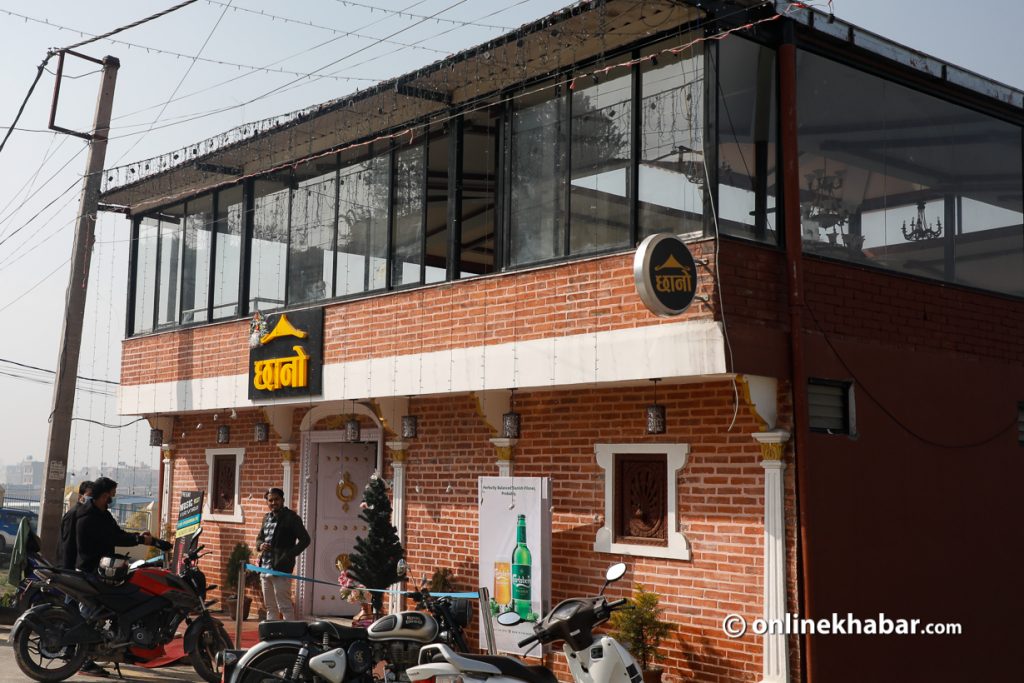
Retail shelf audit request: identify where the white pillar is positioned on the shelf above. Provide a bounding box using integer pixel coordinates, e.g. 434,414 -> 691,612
752,430 -> 791,683
489,438 -> 517,477
278,442 -> 297,507
385,441 -> 409,615
160,445 -> 175,539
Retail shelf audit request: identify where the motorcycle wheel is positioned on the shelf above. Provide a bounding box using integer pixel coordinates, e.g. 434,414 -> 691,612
12,606 -> 90,682
237,647 -> 307,683
188,619 -> 234,683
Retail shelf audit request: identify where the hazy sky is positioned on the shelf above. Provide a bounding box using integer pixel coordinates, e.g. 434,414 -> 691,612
0,0 -> 1021,478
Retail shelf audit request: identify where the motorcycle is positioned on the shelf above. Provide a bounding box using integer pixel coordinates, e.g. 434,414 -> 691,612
8,528 -> 233,683
226,579 -> 473,683
407,563 -> 637,683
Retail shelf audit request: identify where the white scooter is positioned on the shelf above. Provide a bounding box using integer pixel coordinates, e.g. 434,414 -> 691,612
408,563 -> 641,683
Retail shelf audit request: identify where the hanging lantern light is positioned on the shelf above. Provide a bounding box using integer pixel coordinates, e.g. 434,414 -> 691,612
346,400 -> 361,442
502,389 -> 521,439
149,429 -> 163,447
401,414 -> 418,439
254,422 -> 270,443
217,425 -> 231,444
646,379 -> 666,435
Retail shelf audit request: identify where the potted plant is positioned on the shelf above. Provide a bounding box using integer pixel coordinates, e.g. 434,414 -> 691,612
609,585 -> 674,683
224,542 -> 256,620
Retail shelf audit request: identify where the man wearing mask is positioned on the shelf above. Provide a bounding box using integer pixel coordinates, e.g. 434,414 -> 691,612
75,477 -> 155,573
58,480 -> 92,569
256,487 -> 310,620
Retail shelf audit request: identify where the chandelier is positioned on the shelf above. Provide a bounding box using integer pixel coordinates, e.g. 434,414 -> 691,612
802,169 -> 850,239
901,201 -> 942,241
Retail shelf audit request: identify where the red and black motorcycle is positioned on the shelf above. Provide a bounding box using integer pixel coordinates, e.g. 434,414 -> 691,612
9,528 -> 232,683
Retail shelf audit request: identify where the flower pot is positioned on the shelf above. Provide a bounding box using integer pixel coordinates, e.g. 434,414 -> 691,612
642,670 -> 664,683
225,595 -> 253,620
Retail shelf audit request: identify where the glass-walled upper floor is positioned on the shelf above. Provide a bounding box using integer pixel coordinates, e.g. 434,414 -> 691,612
127,30 -> 1024,337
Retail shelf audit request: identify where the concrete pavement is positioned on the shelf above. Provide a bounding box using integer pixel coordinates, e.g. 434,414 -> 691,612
0,624 -> 208,683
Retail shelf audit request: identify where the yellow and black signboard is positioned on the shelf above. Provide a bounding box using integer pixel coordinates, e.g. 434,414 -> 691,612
633,233 -> 698,317
248,309 -> 323,399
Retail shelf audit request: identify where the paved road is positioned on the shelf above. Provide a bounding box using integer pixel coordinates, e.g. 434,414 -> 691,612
0,624 -> 206,683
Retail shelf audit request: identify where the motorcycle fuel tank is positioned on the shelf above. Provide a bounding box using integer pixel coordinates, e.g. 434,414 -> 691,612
367,611 -> 439,643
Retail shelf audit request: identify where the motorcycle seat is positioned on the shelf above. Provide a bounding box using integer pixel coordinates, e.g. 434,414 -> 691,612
308,621 -> 367,641
258,620 -> 309,640
459,655 -> 559,683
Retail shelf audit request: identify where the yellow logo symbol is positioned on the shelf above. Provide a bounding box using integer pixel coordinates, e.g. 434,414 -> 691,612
260,314 -> 308,345
653,254 -> 693,294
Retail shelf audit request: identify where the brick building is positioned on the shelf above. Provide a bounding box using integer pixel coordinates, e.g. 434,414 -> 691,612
99,1 -> 1023,682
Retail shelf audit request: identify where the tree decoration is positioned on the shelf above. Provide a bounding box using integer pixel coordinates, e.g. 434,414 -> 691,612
608,585 -> 674,673
345,473 -> 405,616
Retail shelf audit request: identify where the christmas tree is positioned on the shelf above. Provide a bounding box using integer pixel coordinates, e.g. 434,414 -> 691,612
346,473 -> 405,615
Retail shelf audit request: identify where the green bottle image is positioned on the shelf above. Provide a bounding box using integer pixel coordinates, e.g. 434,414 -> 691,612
511,514 -> 532,619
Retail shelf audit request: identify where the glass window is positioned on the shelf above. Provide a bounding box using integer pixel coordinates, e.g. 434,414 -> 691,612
425,129 -> 448,284
289,160 -> 337,305
250,179 -> 290,312
181,195 -> 213,323
391,144 -> 425,287
460,110 -> 498,277
156,205 -> 184,328
510,89 -> 567,266
716,37 -> 778,243
797,50 -> 1024,296
212,185 -> 243,320
570,69 -> 633,254
639,42 -> 705,239
337,153 -> 389,295
132,217 -> 158,335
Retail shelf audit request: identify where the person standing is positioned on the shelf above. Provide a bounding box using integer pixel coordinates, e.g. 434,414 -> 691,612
58,480 -> 92,569
75,477 -> 154,573
256,487 -> 310,620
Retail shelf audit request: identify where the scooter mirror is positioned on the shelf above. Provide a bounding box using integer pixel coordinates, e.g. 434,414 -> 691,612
397,559 -> 408,577
605,563 -> 627,583
496,611 -> 523,626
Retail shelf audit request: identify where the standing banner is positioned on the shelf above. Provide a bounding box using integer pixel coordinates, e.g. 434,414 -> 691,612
171,491 -> 204,573
478,477 -> 551,655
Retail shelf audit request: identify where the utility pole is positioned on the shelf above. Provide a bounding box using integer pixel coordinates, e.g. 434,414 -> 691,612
38,51 -> 120,561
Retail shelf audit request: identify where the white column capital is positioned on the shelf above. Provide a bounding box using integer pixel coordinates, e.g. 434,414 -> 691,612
752,430 -> 791,463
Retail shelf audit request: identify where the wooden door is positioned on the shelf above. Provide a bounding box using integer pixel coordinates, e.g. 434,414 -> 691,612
311,441 -> 376,615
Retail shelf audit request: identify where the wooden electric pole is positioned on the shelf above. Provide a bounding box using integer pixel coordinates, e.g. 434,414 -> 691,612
38,52 -> 120,561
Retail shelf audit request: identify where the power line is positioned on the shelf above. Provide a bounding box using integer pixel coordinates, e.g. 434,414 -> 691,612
0,255 -> 70,314
0,8 -> 382,84
60,0 -> 200,52
329,0 -> 512,31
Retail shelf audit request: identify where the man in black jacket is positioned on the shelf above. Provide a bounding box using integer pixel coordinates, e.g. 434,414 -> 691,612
58,480 -> 92,569
256,487 -> 310,620
75,477 -> 154,573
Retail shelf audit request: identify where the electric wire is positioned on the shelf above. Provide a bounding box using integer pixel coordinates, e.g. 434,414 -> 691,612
109,0 -> 236,168
0,255 -> 71,314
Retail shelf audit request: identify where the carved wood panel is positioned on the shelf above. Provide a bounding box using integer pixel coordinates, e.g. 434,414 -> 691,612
614,453 -> 667,546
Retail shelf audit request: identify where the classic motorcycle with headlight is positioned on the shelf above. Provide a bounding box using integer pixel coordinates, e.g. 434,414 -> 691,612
227,580 -> 472,683
8,528 -> 232,683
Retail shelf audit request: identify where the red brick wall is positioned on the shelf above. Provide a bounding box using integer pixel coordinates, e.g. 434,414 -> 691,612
122,245 -> 719,386
161,381 -> 797,683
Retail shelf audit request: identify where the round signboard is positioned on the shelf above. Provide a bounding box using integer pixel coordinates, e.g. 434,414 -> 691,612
633,232 -> 698,317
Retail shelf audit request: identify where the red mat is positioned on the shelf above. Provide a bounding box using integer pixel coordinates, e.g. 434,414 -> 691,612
137,623 -> 262,668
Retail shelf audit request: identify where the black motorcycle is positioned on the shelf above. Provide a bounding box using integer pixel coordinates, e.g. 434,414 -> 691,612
9,529 -> 232,683
226,582 -> 472,683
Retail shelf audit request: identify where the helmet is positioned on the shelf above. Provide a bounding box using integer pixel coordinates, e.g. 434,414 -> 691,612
97,556 -> 131,585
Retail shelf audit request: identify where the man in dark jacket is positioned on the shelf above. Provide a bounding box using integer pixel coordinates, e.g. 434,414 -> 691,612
75,477 -> 154,573
58,480 -> 92,569
256,487 -> 310,620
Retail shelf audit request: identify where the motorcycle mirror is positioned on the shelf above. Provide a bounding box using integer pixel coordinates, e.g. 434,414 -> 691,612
397,559 -> 408,577
496,611 -> 523,627
599,563 -> 627,595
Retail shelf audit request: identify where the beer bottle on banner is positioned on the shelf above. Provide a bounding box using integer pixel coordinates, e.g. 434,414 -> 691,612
511,513 -> 532,619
